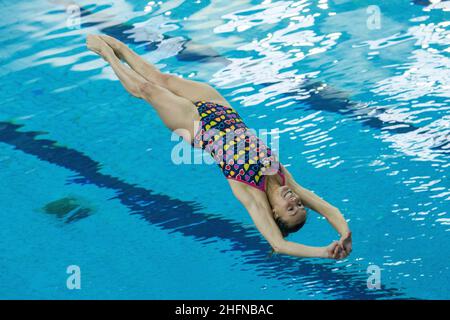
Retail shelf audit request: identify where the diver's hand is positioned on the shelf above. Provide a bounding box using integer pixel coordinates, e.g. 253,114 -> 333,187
323,241 -> 345,259
339,231 -> 352,256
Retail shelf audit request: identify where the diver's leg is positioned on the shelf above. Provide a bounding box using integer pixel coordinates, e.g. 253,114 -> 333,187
138,81 -> 200,143
87,35 -> 199,142
160,73 -> 229,106
99,34 -> 162,81
100,34 -> 229,105
87,35 -> 146,98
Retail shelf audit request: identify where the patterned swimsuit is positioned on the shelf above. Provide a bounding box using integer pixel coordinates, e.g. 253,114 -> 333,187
192,101 -> 285,192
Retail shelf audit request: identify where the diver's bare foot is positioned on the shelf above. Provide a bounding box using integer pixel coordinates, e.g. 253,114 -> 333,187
98,34 -> 126,59
86,34 -> 115,61
86,34 -> 104,55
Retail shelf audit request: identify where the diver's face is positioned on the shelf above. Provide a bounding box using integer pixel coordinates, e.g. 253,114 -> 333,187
272,186 -> 307,227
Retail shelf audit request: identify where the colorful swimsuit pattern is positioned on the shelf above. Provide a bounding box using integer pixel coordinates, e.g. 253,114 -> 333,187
192,101 -> 285,192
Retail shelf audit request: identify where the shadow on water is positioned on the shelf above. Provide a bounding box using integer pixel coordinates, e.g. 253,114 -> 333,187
0,121 -> 410,299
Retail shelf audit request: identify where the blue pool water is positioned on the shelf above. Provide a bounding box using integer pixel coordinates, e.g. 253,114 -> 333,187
1,0 -> 449,299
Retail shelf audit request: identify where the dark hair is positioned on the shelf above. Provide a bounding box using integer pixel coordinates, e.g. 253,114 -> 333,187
275,215 -> 307,238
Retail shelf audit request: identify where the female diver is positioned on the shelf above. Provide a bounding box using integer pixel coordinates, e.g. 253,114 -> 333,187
86,34 -> 352,260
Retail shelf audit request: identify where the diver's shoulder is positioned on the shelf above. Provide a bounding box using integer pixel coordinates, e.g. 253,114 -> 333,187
228,179 -> 265,204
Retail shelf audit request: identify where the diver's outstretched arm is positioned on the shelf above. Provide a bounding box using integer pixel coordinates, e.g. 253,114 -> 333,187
281,167 -> 352,255
228,180 -> 345,259
245,200 -> 344,259
282,167 -> 350,236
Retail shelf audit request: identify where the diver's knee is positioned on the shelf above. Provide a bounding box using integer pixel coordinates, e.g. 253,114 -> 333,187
138,81 -> 160,98
159,73 -> 176,87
